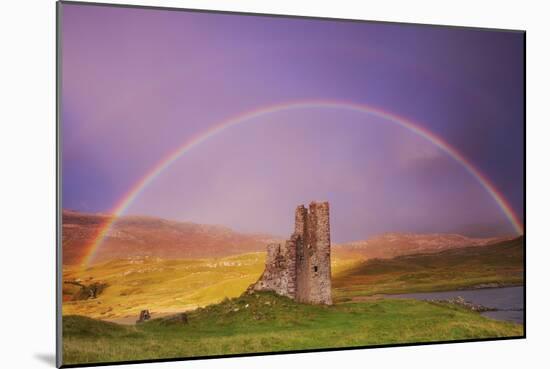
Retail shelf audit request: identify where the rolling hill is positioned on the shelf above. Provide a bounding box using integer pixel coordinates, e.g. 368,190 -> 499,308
62,210 -> 279,265
61,211 -> 524,365
333,236 -> 524,300
333,232 -> 513,260
62,236 -> 523,320
63,209 -> 513,266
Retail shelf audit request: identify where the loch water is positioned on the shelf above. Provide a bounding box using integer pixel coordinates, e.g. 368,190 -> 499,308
390,286 -> 524,324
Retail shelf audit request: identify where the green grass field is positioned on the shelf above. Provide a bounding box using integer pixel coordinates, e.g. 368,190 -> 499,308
63,291 -> 522,365
62,237 -> 524,365
333,237 -> 524,301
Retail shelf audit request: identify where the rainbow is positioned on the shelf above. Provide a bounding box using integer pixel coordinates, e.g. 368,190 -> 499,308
80,100 -> 524,266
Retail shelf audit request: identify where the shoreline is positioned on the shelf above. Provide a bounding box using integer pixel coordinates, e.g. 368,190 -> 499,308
385,285 -> 524,324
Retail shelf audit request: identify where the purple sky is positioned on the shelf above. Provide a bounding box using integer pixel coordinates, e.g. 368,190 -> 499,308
61,3 -> 524,241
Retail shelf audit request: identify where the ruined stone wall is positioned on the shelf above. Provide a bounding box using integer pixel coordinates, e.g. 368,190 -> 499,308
296,201 -> 332,305
249,239 -> 297,299
295,206 -> 309,302
249,201 -> 332,305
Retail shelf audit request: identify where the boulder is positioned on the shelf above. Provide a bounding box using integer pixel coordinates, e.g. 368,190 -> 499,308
136,309 -> 151,323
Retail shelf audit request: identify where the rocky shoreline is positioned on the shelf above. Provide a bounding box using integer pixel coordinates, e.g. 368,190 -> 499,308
458,282 -> 523,290
428,296 -> 497,312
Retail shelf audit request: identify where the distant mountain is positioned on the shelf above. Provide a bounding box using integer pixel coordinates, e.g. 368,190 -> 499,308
62,210 -> 280,265
62,210 -> 515,266
333,232 -> 514,260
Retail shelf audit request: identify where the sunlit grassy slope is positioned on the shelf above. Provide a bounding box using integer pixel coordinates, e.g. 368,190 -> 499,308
63,291 -> 523,365
63,253 -> 266,320
63,252 -> 360,320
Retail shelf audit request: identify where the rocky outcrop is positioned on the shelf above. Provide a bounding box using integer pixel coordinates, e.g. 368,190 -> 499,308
63,280 -> 108,301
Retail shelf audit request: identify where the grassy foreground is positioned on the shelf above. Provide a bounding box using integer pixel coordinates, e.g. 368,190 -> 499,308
63,291 -> 522,365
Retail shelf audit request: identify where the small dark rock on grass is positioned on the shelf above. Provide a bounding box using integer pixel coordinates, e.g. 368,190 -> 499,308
156,313 -> 189,326
136,309 -> 151,323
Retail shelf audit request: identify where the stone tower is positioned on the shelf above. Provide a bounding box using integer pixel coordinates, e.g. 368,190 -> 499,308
249,201 -> 332,305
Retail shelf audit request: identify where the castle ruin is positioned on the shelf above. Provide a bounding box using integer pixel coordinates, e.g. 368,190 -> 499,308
249,201 -> 332,305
